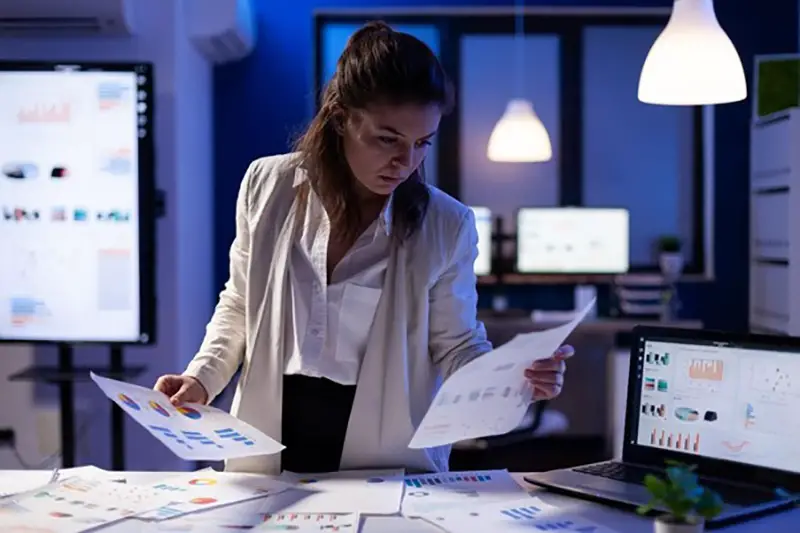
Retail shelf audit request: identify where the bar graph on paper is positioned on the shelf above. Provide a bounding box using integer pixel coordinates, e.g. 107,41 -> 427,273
404,472 -> 494,488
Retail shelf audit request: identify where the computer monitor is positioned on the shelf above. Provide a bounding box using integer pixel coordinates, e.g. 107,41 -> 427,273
0,61 -> 156,344
626,326 -> 800,488
516,207 -> 630,274
470,206 -> 492,276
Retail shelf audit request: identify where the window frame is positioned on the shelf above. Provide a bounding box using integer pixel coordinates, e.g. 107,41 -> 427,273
313,8 -> 709,277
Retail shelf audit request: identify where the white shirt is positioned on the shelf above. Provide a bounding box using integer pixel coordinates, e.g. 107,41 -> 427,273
284,174 -> 393,385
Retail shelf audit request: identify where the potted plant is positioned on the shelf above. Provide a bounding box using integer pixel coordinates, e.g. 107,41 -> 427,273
637,462 -> 723,533
656,235 -> 684,282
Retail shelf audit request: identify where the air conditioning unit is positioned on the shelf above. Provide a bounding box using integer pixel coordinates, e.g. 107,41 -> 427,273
185,0 -> 257,65
0,0 -> 135,37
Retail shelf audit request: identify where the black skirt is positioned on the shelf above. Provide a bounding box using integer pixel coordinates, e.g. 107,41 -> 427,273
280,373 -> 357,473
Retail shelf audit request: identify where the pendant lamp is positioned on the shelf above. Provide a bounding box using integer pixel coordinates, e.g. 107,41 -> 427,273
638,0 -> 746,106
487,0 -> 552,162
487,99 -> 552,162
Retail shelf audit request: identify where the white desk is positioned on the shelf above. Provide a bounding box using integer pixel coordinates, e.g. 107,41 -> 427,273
1,470 -> 796,532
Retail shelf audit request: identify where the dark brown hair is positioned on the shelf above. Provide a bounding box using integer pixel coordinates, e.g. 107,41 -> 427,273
294,21 -> 454,243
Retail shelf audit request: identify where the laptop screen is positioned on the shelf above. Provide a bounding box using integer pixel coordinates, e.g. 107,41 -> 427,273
628,337 -> 800,475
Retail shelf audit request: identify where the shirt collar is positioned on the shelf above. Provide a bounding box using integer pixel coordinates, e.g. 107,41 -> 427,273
294,168 -> 393,237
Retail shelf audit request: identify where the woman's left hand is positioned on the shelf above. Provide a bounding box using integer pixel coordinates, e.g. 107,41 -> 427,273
524,344 -> 574,401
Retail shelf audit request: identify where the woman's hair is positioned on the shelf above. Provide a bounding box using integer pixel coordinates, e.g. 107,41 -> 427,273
294,21 -> 454,243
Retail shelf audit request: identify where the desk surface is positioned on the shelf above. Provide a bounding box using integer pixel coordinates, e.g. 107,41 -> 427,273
2,470 -> 795,532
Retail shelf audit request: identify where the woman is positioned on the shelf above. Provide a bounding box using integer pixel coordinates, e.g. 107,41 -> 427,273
154,21 -> 573,475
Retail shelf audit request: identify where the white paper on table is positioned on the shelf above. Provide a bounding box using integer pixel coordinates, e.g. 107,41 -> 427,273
275,469 -> 405,515
0,469 -> 58,499
252,512 -> 359,532
137,469 -> 292,520
91,372 -> 285,460
0,475 -> 176,529
0,513 -> 93,533
361,515 -> 442,533
418,497 -> 619,533
399,469 -> 531,517
408,298 -> 595,448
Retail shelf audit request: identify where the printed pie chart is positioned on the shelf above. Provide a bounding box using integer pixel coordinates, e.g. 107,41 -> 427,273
190,497 -> 217,505
148,401 -> 170,417
188,478 -> 217,486
177,406 -> 202,420
118,393 -> 140,411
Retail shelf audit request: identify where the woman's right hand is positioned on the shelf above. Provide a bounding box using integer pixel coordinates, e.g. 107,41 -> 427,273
154,374 -> 208,406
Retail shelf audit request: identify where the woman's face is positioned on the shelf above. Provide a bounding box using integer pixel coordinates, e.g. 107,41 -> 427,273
341,102 -> 441,197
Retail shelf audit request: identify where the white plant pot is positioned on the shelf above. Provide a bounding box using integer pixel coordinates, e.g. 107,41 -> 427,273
659,252 -> 684,281
654,516 -> 705,533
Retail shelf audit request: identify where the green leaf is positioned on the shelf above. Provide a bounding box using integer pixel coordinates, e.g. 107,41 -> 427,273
636,503 -> 654,515
644,474 -> 667,499
695,488 -> 724,520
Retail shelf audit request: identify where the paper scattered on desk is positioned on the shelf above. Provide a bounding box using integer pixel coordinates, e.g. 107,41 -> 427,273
91,372 -> 285,461
400,469 -> 531,517
137,469 -> 291,520
277,469 -> 405,515
408,298 -> 595,448
417,496 -> 618,532
253,512 -> 359,532
0,475 -> 173,529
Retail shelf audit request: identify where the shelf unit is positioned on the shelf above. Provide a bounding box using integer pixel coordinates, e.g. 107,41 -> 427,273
749,108 -> 800,335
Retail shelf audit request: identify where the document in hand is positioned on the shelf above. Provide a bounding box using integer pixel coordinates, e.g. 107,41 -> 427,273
408,298 -> 595,448
91,372 -> 285,461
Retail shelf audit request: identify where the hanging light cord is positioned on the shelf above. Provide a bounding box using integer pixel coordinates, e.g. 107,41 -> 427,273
514,0 -> 525,98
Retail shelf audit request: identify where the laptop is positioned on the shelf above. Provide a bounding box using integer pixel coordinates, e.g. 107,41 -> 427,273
524,325 -> 800,528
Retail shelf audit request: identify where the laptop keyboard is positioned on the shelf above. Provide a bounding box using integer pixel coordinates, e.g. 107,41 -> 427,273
573,462 -> 776,506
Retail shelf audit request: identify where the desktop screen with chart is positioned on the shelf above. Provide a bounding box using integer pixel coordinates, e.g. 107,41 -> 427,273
633,339 -> 800,474
470,206 -> 492,276
0,62 -> 155,343
516,207 -> 630,274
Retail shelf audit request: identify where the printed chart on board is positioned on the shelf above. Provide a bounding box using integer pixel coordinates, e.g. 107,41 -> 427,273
400,469 -> 530,516
91,372 -> 284,460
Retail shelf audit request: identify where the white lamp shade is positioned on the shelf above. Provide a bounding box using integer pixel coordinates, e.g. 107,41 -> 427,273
638,0 -> 746,106
487,99 -> 552,162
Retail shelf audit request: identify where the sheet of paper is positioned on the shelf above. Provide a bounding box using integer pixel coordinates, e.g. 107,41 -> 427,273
252,512 -> 359,532
91,372 -> 285,460
408,298 -> 595,448
0,513 -> 92,533
0,475 -> 174,530
400,469 -> 531,517
361,515 -> 442,533
276,469 -> 405,515
0,470 -> 58,499
137,469 -> 291,520
417,497 -> 618,533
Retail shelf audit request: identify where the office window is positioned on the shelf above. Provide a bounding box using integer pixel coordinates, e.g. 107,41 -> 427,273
582,26 -> 696,267
319,23 -> 441,186
459,35 -> 561,227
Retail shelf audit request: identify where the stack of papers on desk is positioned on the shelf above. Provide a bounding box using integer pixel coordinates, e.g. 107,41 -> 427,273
0,466 -> 620,532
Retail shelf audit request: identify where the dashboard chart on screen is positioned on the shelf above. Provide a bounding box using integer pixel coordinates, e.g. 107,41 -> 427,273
0,62 -> 155,344
634,339 -> 800,474
516,207 -> 630,274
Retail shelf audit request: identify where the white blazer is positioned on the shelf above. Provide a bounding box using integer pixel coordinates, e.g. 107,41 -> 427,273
183,153 -> 492,475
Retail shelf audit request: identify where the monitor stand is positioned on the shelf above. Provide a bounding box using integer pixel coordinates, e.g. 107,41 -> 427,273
574,284 -> 597,317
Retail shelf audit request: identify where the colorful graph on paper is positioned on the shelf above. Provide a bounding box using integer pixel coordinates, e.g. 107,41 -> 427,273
137,470 -> 291,521
90,372 -> 284,460
400,470 -> 530,516
415,498 -> 617,533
